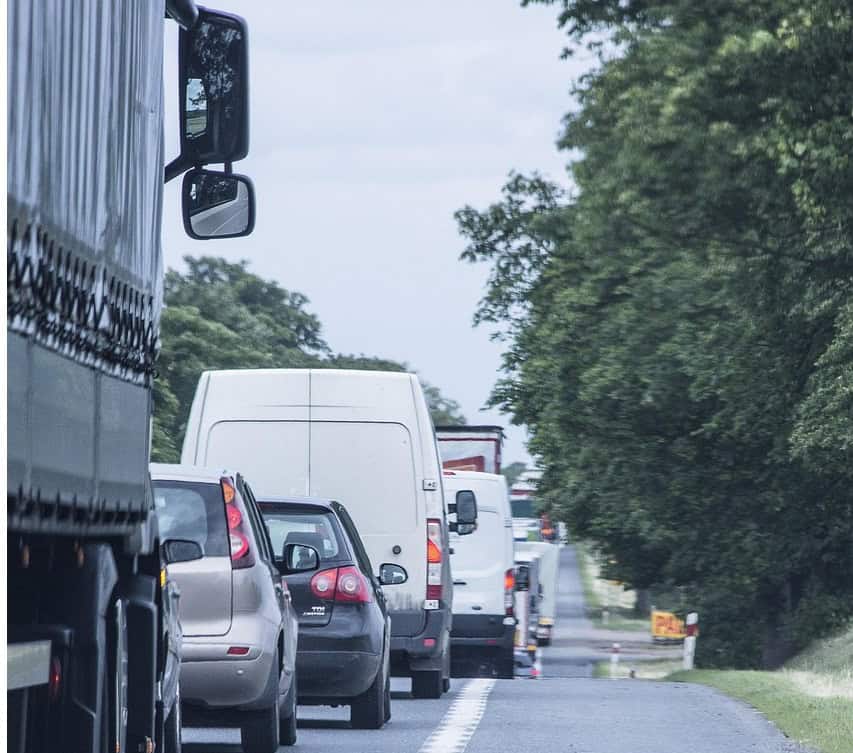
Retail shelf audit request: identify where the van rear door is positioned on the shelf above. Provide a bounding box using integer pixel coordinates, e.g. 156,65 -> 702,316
308,421 -> 427,635
153,480 -> 233,636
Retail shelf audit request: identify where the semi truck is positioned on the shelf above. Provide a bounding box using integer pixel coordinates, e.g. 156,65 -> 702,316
7,2 -> 256,751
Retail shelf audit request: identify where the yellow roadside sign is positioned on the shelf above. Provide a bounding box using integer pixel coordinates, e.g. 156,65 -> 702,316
651,610 -> 686,640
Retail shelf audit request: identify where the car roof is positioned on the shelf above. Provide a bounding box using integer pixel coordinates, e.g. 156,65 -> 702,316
150,462 -> 238,484
255,495 -> 338,512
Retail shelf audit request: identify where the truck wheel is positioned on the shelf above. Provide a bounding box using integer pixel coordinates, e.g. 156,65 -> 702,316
411,670 -> 442,699
279,674 -> 297,746
351,659 -> 386,729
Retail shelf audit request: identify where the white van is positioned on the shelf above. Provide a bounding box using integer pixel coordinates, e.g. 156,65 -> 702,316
515,541 -> 559,646
180,368 -> 476,698
443,470 -> 515,678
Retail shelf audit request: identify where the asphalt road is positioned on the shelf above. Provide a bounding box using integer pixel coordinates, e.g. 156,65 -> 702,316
184,545 -> 807,753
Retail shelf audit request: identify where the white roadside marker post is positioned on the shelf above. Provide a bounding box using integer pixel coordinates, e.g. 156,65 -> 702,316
682,612 -> 698,670
610,642 -> 620,677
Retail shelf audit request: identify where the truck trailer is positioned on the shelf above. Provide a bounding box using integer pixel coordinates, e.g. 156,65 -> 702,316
7,2 -> 255,751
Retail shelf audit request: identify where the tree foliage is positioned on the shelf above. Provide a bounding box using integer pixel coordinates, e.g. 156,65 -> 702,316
152,258 -> 464,461
459,0 -> 853,667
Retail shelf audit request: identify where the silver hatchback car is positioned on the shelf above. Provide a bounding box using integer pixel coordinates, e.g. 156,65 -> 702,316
151,464 -> 319,752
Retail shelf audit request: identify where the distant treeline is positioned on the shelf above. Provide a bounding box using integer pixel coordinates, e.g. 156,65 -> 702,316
458,1 -> 853,667
152,256 -> 465,462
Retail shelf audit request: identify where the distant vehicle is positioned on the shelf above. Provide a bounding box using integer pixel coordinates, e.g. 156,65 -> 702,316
151,465 -> 317,752
258,497 -> 407,728
510,470 -> 542,541
180,369 -> 478,698
513,551 -> 543,675
443,470 -> 516,678
7,2 -> 255,750
516,541 -> 560,646
435,425 -> 505,473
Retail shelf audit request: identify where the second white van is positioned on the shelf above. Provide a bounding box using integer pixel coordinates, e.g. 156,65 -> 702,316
180,368 -> 477,698
444,470 -> 516,678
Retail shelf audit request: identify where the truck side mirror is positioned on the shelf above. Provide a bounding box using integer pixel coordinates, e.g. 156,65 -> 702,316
182,168 -> 255,239
180,8 -> 249,166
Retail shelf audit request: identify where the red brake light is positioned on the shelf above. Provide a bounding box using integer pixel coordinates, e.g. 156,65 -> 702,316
222,476 -> 254,569
227,646 -> 250,656
504,568 -> 515,617
310,568 -> 338,600
426,519 -> 443,603
335,566 -> 372,603
48,656 -> 62,702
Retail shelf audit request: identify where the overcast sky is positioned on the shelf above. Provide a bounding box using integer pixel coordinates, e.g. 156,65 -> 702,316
163,2 -> 594,465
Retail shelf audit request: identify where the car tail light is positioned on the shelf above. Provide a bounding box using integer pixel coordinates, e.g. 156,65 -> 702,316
310,567 -> 372,603
310,568 -> 338,600
504,568 -> 515,617
335,566 -> 372,603
222,476 -> 255,569
426,518 -> 443,604
48,656 -> 62,703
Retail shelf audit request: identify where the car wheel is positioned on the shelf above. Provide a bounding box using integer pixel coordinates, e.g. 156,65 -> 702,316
497,648 -> 515,679
240,695 -> 279,753
279,674 -> 297,746
163,685 -> 182,753
351,659 -> 386,729
410,669 -> 442,699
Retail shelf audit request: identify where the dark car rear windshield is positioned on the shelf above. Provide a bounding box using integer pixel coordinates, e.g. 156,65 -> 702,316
259,506 -> 345,564
153,480 -> 229,557
511,498 -> 538,518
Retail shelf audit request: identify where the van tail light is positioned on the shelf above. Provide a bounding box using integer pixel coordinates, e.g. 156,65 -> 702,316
222,476 -> 255,569
426,518 -> 443,604
504,568 -> 515,617
310,567 -> 372,603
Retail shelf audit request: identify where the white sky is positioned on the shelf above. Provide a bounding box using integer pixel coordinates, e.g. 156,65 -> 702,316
162,2 -> 594,465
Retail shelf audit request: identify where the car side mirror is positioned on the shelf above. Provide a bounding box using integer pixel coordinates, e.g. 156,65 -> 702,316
515,565 -> 529,591
182,168 -> 255,239
280,543 -> 319,574
378,563 -> 408,586
180,8 -> 249,165
162,539 -> 203,565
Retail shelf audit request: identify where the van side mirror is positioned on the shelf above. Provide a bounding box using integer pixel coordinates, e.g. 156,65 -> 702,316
280,543 -> 319,574
182,168 -> 255,239
515,565 -> 530,591
162,539 -> 203,564
449,490 -> 478,534
378,563 -> 408,586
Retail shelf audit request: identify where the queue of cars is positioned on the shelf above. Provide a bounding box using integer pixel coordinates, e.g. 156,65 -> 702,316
153,369 -> 489,751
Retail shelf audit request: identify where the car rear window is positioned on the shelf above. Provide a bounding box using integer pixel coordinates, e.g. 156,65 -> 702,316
259,508 -> 345,564
153,480 -> 229,557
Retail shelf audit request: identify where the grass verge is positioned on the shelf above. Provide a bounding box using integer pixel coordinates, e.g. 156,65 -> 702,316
574,542 -> 647,632
667,669 -> 853,753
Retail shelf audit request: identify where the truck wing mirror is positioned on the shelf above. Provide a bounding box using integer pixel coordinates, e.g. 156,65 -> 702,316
182,168 -> 255,239
166,8 -> 250,182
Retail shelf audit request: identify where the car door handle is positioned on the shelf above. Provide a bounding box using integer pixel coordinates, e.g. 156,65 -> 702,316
453,580 -> 467,585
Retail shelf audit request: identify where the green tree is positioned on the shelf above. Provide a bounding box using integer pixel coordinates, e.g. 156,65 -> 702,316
458,0 -> 853,667
152,259 -> 466,460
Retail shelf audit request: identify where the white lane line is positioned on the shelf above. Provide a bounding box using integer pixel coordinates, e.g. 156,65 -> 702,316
418,679 -> 496,753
